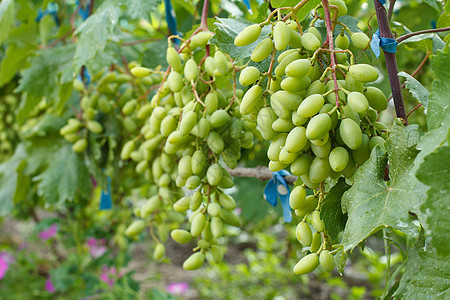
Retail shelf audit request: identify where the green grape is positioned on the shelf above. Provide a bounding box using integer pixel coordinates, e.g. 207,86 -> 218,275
281,76 -> 311,93
342,155 -> 357,178
345,72 -> 364,93
73,79 -> 85,92
179,110 -> 197,135
291,154 -> 312,176
329,146 -> 349,172
137,103 -> 152,120
135,160 -> 148,174
311,138 -> 331,158
319,250 -> 335,272
307,27 -> 322,42
285,59 -> 312,78
121,140 -> 135,160
183,252 -> 205,270
267,133 -> 288,161
220,209 -> 241,227
297,94 -> 325,118
173,196 -> 191,212
351,32 -> 370,49
335,33 -> 350,49
335,50 -> 348,64
273,21 -> 290,51
285,126 -> 308,153
131,67 -> 151,78
211,245 -> 223,263
86,120 -> 103,134
296,221 -> 312,246
369,136 -> 386,152
125,220 -> 146,237
171,229 -> 192,244
257,107 -> 278,141
251,38 -> 274,62
72,138 -> 87,153
347,91 -> 369,114
214,51 -> 229,75
207,131 -> 224,154
292,111 -> 309,126
210,110 -> 230,128
311,210 -> 325,232
211,216 -> 224,238
272,118 -> 295,132
153,243 -> 165,260
339,118 -> 362,150
167,71 -> 184,92
191,213 -> 207,237
207,202 -> 221,217
301,32 -> 321,52
141,196 -> 162,218
289,28 -> 302,48
234,24 -> 262,47
205,92 -> 218,114
352,133 -> 370,165
166,47 -> 183,72
364,86 -> 388,111
275,51 -> 302,76
306,113 -> 332,141
310,232 -> 322,253
330,0 -> 347,17
160,115 -> 177,137
239,66 -> 260,86
206,163 -> 222,186
279,146 -> 298,164
184,59 -> 199,81
367,108 -> 378,122
341,104 -> 360,123
272,91 -> 303,111
289,186 -> 307,210
240,85 -> 262,115
309,157 -> 331,183
268,160 -> 289,172
293,253 -> 319,275
204,56 -> 216,76
348,64 -> 379,83
219,194 -> 236,210
190,32 -> 213,48
197,118 -> 211,139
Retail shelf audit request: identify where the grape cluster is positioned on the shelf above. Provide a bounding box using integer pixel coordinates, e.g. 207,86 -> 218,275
122,30 -> 260,270
235,0 -> 389,275
0,94 -> 19,160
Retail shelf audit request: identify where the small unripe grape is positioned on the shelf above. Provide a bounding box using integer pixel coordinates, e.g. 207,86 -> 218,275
73,79 -> 85,92
281,76 -> 311,93
310,232 -> 322,253
347,91 -> 369,114
289,28 -> 302,48
239,66 -> 260,86
290,186 -> 307,210
293,253 -> 319,275
167,72 -> 184,92
335,34 -> 350,49
364,86 -> 388,111
191,150 -> 207,175
211,245 -> 223,263
122,99 -> 137,115
307,27 -> 322,42
87,120 -> 103,134
272,118 -> 295,132
311,138 -> 331,158
137,103 -> 152,120
301,32 -> 321,51
251,38 -> 273,62
267,133 -> 288,161
183,252 -> 205,270
141,196 -> 162,218
178,155 -> 192,179
342,104 -> 360,123
351,32 -> 370,49
72,138 -> 87,153
121,140 -> 135,160
207,131 -> 224,154
125,220 -> 146,237
297,94 -> 325,118
184,59 -> 199,81
219,193 -> 236,210
214,51 -> 229,75
352,134 -> 370,165
206,163 -> 222,186
291,154 -> 312,176
345,73 -> 364,93
160,115 -> 177,137
179,110 -> 197,135
240,85 -> 262,115
131,67 -> 151,78
342,155 -> 357,178
268,160 -> 288,172
173,196 -> 191,212
369,136 -> 386,152
330,0 -> 347,17
273,21 -> 290,51
220,209 -> 241,227
166,47 -> 183,72
275,52 -> 302,76
320,250 -> 335,272
211,216 -> 224,238
204,56 -> 216,76
191,213 -> 207,237
329,147 -> 349,172
307,80 -> 326,96
257,107 -> 278,141
306,113 -> 332,141
210,110 -> 230,128
311,210 -> 325,232
285,59 -> 312,78
279,146 -> 298,164
234,24 -> 262,47
171,229 -> 192,244
292,112 -> 309,126
309,157 -> 331,183
339,118 -> 362,150
296,221 -> 312,246
207,202 -> 221,217
285,126 -> 308,153
153,243 -> 165,260
190,32 -> 213,48
272,91 -> 303,111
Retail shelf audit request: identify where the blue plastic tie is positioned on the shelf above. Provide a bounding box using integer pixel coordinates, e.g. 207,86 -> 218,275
36,3 -> 60,26
164,0 -> 180,45
100,176 -> 113,210
370,29 -> 398,58
378,0 -> 386,4
76,0 -> 90,21
263,170 -> 292,223
242,0 -> 252,14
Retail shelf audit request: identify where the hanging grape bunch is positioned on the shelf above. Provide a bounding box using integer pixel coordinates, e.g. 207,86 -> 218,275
121,28 -> 261,270
234,0 -> 389,275
0,94 -> 20,160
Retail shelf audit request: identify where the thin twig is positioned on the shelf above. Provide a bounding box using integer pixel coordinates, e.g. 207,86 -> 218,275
39,29 -> 74,49
121,38 -> 163,46
201,0 -> 210,32
397,27 -> 450,43
404,104 -> 422,123
387,0 -> 396,22
226,166 -> 298,185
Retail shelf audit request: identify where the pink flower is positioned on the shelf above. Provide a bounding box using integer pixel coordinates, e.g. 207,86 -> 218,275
39,224 -> 57,240
166,282 -> 189,295
45,276 -> 55,293
0,251 -> 14,280
86,238 -> 107,258
100,266 -> 120,288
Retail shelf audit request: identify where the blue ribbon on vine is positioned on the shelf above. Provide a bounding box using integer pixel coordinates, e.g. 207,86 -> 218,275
370,29 -> 398,58
164,0 -> 180,45
36,3 -> 60,26
100,176 -> 113,210
263,170 -> 292,223
76,0 -> 90,21
377,0 -> 386,4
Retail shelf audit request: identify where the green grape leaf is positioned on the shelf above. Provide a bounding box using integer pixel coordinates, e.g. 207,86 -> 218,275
427,43 -> 450,130
416,146 -> 450,257
341,122 -> 425,251
125,0 -> 157,19
398,71 -> 430,110
394,234 -> 450,299
0,45 -> 34,87
0,144 -> 27,216
0,0 -> 15,44
33,141 -> 91,205
399,33 -> 445,53
210,18 -> 271,63
142,40 -> 169,69
423,0 -> 440,11
270,0 -> 298,8
320,178 -> 350,241
73,0 -> 121,73
270,0 -> 321,22
333,247 -> 347,275
437,1 -> 450,28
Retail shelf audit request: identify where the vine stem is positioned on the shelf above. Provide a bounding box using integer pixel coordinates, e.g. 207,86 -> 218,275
397,27 -> 450,43
373,0 -> 406,121
201,0 -> 210,32
321,0 -> 340,106
226,166 -> 297,185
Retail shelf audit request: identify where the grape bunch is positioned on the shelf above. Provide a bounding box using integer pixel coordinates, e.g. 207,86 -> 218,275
234,0 -> 389,275
0,94 -> 19,160
121,30 -> 261,270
